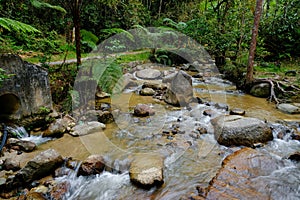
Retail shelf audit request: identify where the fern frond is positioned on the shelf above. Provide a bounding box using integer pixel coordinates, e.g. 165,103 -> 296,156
0,17 -> 40,33
101,28 -> 134,42
30,0 -> 66,13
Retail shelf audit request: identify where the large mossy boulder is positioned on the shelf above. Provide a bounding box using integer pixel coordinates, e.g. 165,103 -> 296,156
211,115 -> 273,147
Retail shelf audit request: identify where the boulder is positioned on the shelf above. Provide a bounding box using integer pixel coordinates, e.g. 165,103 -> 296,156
7,138 -> 36,152
13,149 -> 63,186
78,155 -> 105,176
140,88 -> 155,96
133,104 -> 155,117
136,69 -> 161,80
129,155 -> 164,188
250,83 -> 270,98
43,116 -> 74,138
122,73 -> 138,89
211,115 -> 273,147
70,121 -> 106,137
277,103 -> 300,114
204,148 -> 286,199
163,71 -> 194,106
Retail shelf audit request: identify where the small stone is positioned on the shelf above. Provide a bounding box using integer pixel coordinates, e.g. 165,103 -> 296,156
79,155 -> 105,176
203,109 -> 217,117
288,152 -> 300,162
3,158 -> 20,171
140,88 -> 155,96
229,108 -> 245,116
133,104 -> 155,117
197,127 -> 208,134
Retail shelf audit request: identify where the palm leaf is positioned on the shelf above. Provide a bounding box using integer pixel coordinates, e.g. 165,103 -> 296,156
0,17 -> 40,33
30,0 -> 66,13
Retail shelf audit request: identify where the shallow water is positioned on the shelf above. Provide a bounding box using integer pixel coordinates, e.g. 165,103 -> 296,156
49,75 -> 300,199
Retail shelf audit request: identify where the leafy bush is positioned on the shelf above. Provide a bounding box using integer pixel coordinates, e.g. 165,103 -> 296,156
80,29 -> 99,52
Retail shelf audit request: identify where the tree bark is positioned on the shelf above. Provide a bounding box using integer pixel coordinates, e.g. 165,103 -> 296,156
245,0 -> 263,86
73,0 -> 82,68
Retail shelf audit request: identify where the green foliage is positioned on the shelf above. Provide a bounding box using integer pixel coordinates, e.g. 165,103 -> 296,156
100,28 -> 134,42
260,0 -> 300,59
99,61 -> 123,94
162,18 -> 187,30
0,17 -> 40,33
116,51 -> 150,63
81,29 -> 99,52
30,0 -> 66,13
0,68 -> 13,87
89,59 -> 123,94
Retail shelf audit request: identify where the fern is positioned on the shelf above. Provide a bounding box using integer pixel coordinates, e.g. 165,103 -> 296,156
163,18 -> 187,30
30,0 -> 66,13
81,29 -> 98,51
101,28 -> 134,42
0,17 -> 40,33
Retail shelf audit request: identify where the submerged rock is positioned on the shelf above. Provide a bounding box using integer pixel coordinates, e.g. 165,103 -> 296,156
133,104 -> 155,117
211,115 -> 273,147
277,103 -> 300,114
204,147 -> 286,199
129,155 -> 164,188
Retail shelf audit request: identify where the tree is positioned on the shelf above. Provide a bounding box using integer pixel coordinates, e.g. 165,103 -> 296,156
245,0 -> 263,87
60,0 -> 83,68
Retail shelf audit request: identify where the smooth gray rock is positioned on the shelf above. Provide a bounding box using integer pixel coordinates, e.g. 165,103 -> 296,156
211,115 -> 273,147
70,121 -> 106,136
277,103 -> 300,114
136,69 -> 161,80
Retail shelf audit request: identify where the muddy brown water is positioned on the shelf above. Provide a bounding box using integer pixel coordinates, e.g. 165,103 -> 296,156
7,75 -> 300,199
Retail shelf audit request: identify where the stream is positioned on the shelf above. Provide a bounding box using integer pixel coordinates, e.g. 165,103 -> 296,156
41,72 -> 299,200
9,66 -> 299,199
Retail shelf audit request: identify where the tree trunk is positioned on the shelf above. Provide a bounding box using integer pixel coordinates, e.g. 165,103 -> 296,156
73,0 -> 82,68
245,0 -> 263,86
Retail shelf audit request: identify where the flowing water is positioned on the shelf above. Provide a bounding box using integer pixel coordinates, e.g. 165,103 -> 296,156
49,75 -> 300,200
